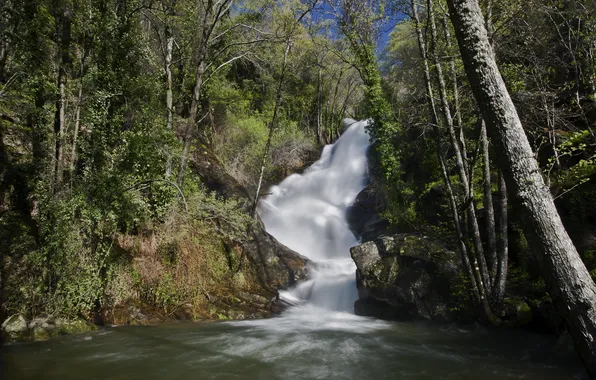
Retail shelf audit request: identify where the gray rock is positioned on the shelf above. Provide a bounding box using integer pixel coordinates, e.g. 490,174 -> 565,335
346,185 -> 389,241
2,314 -> 28,339
343,118 -> 357,129
350,233 -> 463,321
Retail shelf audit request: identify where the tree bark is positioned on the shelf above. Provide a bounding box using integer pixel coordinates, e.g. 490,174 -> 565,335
494,169 -> 508,308
164,19 -> 174,178
448,0 -> 596,375
480,120 -> 497,274
69,78 -> 83,173
441,14 -> 468,179
53,6 -> 72,192
253,40 -> 291,216
428,0 -> 491,293
316,54 -> 324,145
178,0 -> 231,187
412,0 -> 479,302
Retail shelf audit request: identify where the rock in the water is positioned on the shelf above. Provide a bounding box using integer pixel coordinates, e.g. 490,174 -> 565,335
346,185 -> 389,241
1,315 -> 96,341
2,315 -> 28,340
244,225 -> 311,295
350,233 -> 463,321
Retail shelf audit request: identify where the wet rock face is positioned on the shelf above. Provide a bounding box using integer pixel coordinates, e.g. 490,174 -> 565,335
244,224 -> 312,295
190,144 -> 311,307
346,185 -> 389,242
350,233 -> 462,322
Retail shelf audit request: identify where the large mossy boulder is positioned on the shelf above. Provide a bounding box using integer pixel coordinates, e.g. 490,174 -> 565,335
350,233 -> 464,321
1,315 -> 28,340
1,315 -> 97,342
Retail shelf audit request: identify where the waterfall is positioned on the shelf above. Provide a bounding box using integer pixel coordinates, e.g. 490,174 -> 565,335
258,120 -> 370,313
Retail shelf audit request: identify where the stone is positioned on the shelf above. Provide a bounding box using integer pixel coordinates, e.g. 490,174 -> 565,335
346,185 -> 389,241
1,315 -> 28,340
350,233 -> 463,321
55,318 -> 97,335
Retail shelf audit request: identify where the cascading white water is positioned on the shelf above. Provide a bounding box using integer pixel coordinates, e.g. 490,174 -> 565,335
258,119 -> 370,313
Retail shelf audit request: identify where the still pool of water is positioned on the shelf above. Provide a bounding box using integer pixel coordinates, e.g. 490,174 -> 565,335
1,305 -> 586,380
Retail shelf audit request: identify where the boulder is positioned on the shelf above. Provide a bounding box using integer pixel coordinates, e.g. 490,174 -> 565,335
1,314 -> 28,340
244,224 -> 311,296
346,185 -> 389,241
350,233 -> 463,321
2,315 -> 96,341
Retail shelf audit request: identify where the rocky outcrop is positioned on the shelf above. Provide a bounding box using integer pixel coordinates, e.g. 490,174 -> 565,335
190,142 -> 311,308
244,224 -> 311,296
350,233 -> 463,322
346,185 -> 389,241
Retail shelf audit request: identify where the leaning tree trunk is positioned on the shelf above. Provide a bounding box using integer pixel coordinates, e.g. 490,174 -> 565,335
448,0 -> 596,376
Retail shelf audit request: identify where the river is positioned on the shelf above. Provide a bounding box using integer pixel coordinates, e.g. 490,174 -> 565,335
1,120 -> 586,379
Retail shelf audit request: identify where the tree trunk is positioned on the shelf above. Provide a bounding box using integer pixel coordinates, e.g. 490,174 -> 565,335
253,40 -> 291,216
494,169 -> 508,308
441,14 -> 468,178
69,78 -> 83,173
412,0 -> 480,302
448,0 -> 596,375
164,22 -> 174,178
428,0 -> 492,293
480,119 -> 497,274
53,7 -> 71,192
178,56 -> 204,187
316,55 -> 324,146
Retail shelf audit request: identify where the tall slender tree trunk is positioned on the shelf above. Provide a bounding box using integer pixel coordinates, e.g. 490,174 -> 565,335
428,0 -> 492,293
412,0 -> 479,302
448,0 -> 596,375
480,120 -> 497,274
494,169 -> 508,307
164,23 -> 174,178
316,55 -> 324,146
70,78 -> 83,173
329,68 -> 343,144
253,41 -> 291,216
53,6 -> 71,192
441,15 -> 468,178
178,55 -> 205,187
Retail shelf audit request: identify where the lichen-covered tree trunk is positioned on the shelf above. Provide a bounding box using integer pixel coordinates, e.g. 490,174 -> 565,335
448,0 -> 596,375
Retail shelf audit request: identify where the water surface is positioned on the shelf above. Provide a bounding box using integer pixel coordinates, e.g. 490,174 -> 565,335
2,307 -> 585,380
